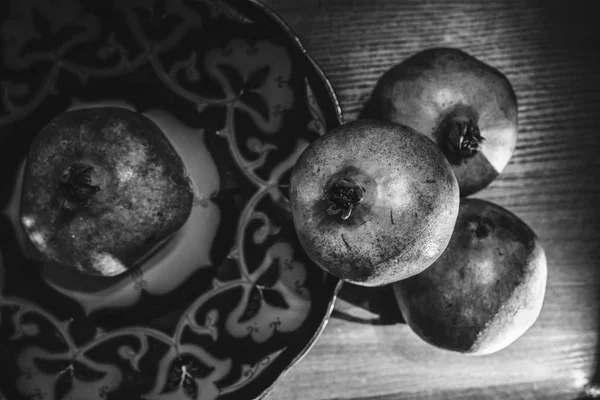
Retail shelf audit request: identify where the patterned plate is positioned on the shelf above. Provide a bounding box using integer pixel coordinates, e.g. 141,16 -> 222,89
0,0 -> 343,399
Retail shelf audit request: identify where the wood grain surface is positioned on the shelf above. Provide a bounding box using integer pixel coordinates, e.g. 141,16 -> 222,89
260,1 -> 600,399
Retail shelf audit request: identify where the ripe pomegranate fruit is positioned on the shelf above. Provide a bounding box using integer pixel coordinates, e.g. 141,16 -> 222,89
393,198 -> 547,355
361,48 -> 518,196
290,120 -> 459,286
20,107 -> 195,277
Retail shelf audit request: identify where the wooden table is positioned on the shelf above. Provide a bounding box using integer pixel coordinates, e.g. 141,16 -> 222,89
261,1 -> 600,399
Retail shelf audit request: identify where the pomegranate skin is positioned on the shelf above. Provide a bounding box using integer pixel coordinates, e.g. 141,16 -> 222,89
290,120 -> 459,286
362,47 -> 518,196
393,198 -> 547,355
20,107 -> 194,277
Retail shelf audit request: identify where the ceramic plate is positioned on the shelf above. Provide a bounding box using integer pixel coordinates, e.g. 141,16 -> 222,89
0,0 -> 342,399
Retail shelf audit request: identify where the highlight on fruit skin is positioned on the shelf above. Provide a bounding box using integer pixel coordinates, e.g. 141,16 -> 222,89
19,107 -> 195,277
290,119 -> 460,287
361,47 -> 518,196
392,198 -> 547,355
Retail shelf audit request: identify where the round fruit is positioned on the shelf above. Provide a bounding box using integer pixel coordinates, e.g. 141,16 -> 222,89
392,198 -> 547,355
20,107 -> 195,277
361,47 -> 518,196
290,120 -> 459,286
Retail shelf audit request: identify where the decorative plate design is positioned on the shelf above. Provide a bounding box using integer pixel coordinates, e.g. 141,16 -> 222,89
0,0 -> 343,399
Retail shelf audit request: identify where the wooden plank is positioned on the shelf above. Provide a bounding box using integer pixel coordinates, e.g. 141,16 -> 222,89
261,0 -> 600,399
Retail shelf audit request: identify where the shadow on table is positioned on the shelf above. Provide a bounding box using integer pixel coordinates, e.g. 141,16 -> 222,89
330,281 -> 405,326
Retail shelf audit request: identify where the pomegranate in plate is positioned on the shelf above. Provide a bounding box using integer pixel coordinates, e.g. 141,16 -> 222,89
19,107 -> 195,277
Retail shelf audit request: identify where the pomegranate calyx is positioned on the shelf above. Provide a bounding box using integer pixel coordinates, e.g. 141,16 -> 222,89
447,119 -> 484,160
324,178 -> 364,220
59,163 -> 101,210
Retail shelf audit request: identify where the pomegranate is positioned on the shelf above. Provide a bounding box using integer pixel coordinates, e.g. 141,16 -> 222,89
393,198 -> 547,355
290,120 -> 459,286
20,107 -> 195,277
362,48 -> 518,196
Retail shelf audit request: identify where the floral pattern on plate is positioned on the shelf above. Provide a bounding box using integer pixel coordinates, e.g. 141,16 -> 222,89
0,0 -> 342,399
